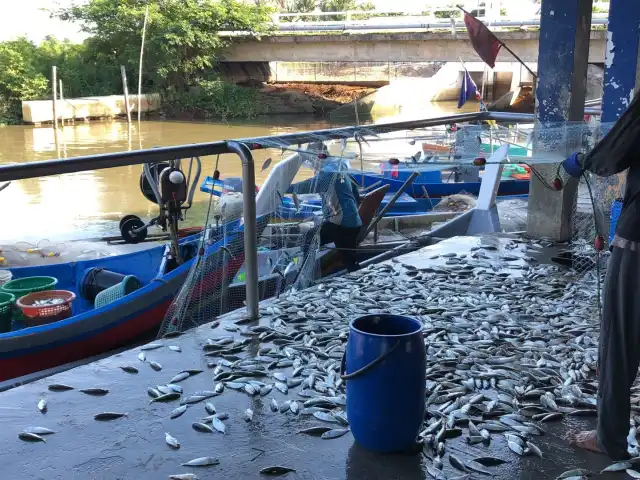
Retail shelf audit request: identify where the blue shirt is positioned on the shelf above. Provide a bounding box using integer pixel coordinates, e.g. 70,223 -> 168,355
287,165 -> 362,228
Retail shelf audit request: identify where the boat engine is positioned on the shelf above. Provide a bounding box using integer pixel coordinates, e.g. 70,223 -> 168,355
119,157 -> 201,265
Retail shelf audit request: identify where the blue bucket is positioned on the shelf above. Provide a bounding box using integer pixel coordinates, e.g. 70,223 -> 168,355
342,314 -> 426,453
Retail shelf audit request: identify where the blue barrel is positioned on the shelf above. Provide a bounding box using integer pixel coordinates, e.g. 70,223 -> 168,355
343,314 -> 426,453
609,199 -> 623,245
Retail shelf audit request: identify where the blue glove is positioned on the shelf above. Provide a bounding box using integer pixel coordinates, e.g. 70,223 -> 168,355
562,152 -> 584,178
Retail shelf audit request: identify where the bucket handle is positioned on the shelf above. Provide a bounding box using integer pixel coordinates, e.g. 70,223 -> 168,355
340,340 -> 401,381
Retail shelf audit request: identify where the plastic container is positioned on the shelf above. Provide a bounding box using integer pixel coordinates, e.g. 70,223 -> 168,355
341,314 -> 426,453
79,268 -> 128,303
609,198 -> 623,246
0,276 -> 58,297
16,290 -> 75,326
94,275 -> 142,309
0,270 -> 12,287
0,292 -> 15,333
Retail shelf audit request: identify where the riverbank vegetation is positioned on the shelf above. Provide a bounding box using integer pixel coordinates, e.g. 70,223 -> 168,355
0,0 -> 272,124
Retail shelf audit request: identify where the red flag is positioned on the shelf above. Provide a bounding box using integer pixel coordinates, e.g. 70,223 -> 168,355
463,12 -> 502,68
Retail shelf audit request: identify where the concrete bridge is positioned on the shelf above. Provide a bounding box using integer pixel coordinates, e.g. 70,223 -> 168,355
222,30 -> 606,64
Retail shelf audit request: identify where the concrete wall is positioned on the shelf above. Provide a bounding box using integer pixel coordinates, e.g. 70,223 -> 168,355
222,31 -> 606,64
22,94 -> 161,124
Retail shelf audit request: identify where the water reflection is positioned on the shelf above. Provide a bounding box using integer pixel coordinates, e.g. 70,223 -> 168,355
345,442 -> 425,480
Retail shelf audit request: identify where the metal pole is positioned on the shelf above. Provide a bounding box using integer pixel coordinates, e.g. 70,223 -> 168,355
59,79 -> 64,126
52,66 -> 58,129
121,65 -> 132,125
357,171 -> 419,243
226,141 -> 259,320
138,4 -> 149,123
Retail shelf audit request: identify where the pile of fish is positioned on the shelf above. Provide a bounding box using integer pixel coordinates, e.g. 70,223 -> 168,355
28,236 -> 640,479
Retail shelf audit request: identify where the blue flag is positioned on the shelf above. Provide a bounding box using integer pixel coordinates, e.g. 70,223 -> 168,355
458,70 -> 479,109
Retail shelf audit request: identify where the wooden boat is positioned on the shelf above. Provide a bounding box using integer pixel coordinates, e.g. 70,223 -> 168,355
0,217 -> 268,382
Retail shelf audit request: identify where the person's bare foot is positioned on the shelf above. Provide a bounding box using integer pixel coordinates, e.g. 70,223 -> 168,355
568,430 -> 603,454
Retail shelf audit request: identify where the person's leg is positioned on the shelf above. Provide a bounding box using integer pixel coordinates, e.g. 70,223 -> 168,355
335,226 -> 360,272
320,222 -> 338,246
570,247 -> 640,459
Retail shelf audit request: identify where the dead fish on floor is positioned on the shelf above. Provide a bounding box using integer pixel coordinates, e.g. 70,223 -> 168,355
169,475 -> 199,480
22,427 -> 55,435
94,412 -> 127,421
170,405 -> 188,419
321,428 -> 350,439
298,426 -> 332,436
556,469 -> 590,479
165,432 -> 180,449
168,345 -> 182,352
162,330 -> 183,339
48,383 -> 74,392
192,422 -> 214,433
205,402 -> 216,415
37,399 -> 47,413
260,466 -> 296,476
627,470 -> 640,479
149,361 -> 163,371
138,352 -> 146,362
141,343 -> 163,351
211,417 -> 226,434
19,432 -> 46,443
79,388 -> 109,396
181,457 -> 220,467
601,461 -> 631,473
120,366 -> 138,374
150,392 -> 180,404
170,372 -> 190,383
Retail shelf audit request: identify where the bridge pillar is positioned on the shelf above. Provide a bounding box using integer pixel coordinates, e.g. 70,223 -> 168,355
527,0 -> 592,241
601,0 -> 640,122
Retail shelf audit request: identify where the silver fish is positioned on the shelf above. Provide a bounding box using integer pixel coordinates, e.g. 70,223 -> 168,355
94,412 -> 127,421
149,361 -> 162,371
37,398 -> 47,413
321,428 -> 350,439
627,470 -> 640,479
244,408 -> 254,422
270,398 -> 279,412
19,432 -> 46,443
138,352 -> 146,362
274,382 -> 288,394
169,474 -> 199,480
150,392 -> 180,403
260,466 -> 296,475
205,402 -> 216,415
120,366 -> 138,374
601,461 -> 632,473
168,345 -> 182,352
211,417 -> 226,434
192,422 -> 214,433
141,343 -> 163,351
170,405 -> 188,419
48,383 -> 74,391
181,457 -> 220,467
165,432 -> 180,449
170,372 -> 190,383
22,427 -> 55,435
79,388 -> 109,396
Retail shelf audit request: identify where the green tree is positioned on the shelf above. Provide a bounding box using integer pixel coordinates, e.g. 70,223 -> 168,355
57,0 -> 273,91
0,38 -> 49,124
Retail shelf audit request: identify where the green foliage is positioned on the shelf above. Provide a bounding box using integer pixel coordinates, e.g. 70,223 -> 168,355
165,78 -> 265,120
593,4 -> 609,14
434,9 -> 459,19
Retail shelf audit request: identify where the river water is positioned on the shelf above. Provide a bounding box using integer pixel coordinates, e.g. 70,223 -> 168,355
0,102 -> 469,248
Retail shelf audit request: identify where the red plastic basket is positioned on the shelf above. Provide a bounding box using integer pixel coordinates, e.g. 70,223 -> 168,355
16,290 -> 76,326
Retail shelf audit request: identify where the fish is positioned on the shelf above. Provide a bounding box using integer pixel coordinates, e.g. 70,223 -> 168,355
167,384 -> 183,393
79,388 -> 109,396
205,402 -> 216,415
22,427 -> 55,435
508,441 -> 525,456
556,469 -> 589,479
211,417 -> 226,434
321,428 -> 350,439
259,466 -> 296,475
601,461 -> 631,473
165,432 -> 180,449
472,457 -> 508,467
150,392 -> 180,403
181,457 -> 220,467
148,387 -> 161,398
19,432 -> 46,443
162,331 -> 183,339
245,408 -> 254,422
48,383 -> 74,391
181,395 -> 207,405
94,412 -> 127,421
138,352 -> 146,362
464,460 -> 492,476
192,422 -> 214,433
626,470 -> 640,479
37,398 -> 47,413
449,454 -> 467,472
168,345 -> 182,352
170,372 -> 190,383
149,361 -> 162,371
120,366 -> 139,374
141,343 -> 163,351
170,405 -> 188,419
261,157 -> 273,171
274,382 -> 288,394
270,398 -> 279,412
426,466 -> 447,480
526,441 -> 543,459
298,426 -> 332,436
169,474 -> 199,480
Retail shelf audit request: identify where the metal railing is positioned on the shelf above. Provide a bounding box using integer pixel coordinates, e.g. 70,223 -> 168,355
0,110 -> 598,317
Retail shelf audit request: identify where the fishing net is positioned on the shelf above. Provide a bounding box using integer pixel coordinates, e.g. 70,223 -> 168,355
158,116 -> 622,336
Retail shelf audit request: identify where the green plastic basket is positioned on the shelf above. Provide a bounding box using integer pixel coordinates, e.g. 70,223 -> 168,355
94,275 -> 142,309
1,276 -> 58,322
0,291 -> 15,333
1,276 -> 58,297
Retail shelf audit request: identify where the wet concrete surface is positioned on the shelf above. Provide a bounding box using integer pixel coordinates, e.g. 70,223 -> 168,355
0,234 -> 622,480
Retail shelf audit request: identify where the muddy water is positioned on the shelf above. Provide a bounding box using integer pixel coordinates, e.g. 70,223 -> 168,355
0,102 -> 466,245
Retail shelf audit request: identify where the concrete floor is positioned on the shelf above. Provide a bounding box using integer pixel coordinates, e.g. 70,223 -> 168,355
0,236 -> 621,480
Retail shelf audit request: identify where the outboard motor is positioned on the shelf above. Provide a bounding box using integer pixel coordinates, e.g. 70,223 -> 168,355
119,157 -> 201,266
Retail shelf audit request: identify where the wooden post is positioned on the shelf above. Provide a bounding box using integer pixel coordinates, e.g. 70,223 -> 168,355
138,4 -> 149,122
59,79 -> 64,126
52,66 -> 58,128
121,65 -> 132,125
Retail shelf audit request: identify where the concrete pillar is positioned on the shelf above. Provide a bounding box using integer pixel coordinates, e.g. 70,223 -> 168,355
527,0 -> 593,241
601,0 -> 640,122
